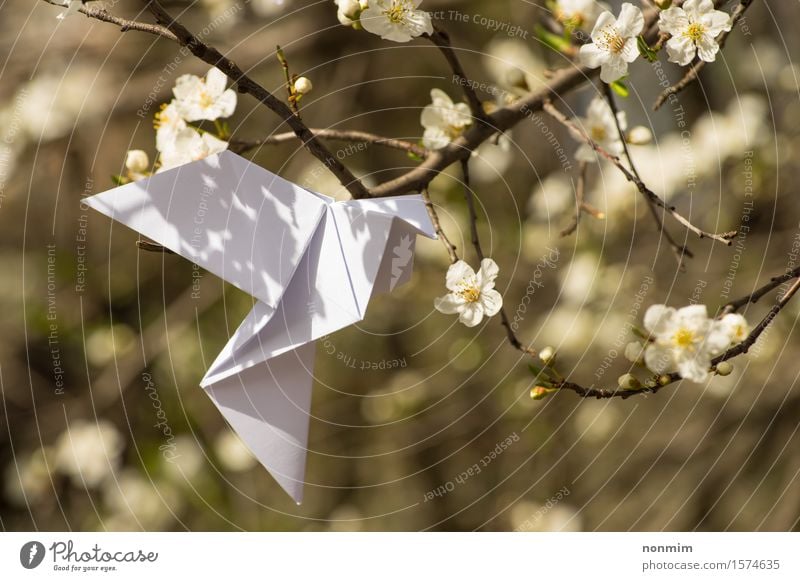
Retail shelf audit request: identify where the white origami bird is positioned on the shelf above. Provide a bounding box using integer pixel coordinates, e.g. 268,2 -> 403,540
85,150 -> 436,503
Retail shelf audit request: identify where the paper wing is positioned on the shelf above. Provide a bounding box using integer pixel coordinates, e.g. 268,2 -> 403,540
83,150 -> 327,310
199,204 -> 363,503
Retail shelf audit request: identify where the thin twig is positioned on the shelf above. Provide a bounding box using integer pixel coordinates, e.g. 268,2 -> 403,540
603,84 -> 693,268
229,129 -> 428,158
137,0 -> 371,198
276,45 -> 299,116
555,265 -> 800,399
460,159 -> 537,357
722,264 -> 800,314
542,100 -> 737,246
560,161 -> 588,237
653,0 -> 756,110
44,0 -> 178,40
421,188 -> 458,264
425,26 -> 489,124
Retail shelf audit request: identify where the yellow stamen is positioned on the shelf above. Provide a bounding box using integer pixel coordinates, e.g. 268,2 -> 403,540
599,26 -> 626,54
198,90 -> 214,109
384,1 -> 411,24
683,22 -> 707,43
673,328 -> 695,349
457,283 -> 481,303
591,126 -> 607,141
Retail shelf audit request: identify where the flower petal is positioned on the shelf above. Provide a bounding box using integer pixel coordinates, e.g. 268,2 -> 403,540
644,304 -> 675,335
481,288 -> 503,317
658,7 -> 690,36
644,343 -> 675,374
599,56 -> 629,84
214,89 -> 238,119
478,258 -> 500,286
676,353 -> 711,383
703,10 -> 733,37
423,127 -> 450,150
695,35 -> 721,62
579,42 -> 608,69
676,304 -> 709,328
590,10 -> 616,42
445,260 -> 476,291
616,2 -> 645,37
434,293 -> 465,315
666,35 -> 697,66
459,302 -> 485,327
205,67 -> 228,97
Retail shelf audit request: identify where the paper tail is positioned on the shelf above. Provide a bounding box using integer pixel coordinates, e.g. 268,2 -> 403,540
202,342 -> 316,504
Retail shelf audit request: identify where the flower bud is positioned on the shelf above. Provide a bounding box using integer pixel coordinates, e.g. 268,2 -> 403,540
530,386 -> 554,400
505,67 -> 528,90
624,341 -> 644,364
715,362 -> 733,376
539,346 -> 556,365
293,76 -> 313,96
618,373 -> 641,390
655,0 -> 672,9
627,126 -> 653,145
658,374 -> 672,386
337,9 -> 355,26
338,0 -> 361,19
125,150 -> 150,176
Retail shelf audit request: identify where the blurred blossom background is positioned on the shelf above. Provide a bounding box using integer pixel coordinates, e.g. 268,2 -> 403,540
2,0 -> 800,531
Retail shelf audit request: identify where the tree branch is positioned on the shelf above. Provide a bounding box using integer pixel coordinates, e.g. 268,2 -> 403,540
421,188 -> 458,264
459,159 -> 537,357
44,0 -> 178,40
425,26 -> 489,124
554,263 -> 800,399
542,100 -> 737,247
136,0 -> 371,198
229,129 -> 428,158
653,0 -> 756,110
603,84 -> 693,269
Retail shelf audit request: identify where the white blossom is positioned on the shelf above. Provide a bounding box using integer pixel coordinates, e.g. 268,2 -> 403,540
172,67 -> 237,122
434,259 -> 503,328
658,0 -> 732,66
642,305 -> 733,383
420,89 -> 472,150
293,76 -> 313,95
555,0 -> 610,32
154,101 -> 187,153
574,96 -> 626,163
579,2 -> 644,83
719,313 -> 749,344
54,420 -> 124,488
360,0 -> 433,43
336,0 -> 363,23
624,341 -> 645,363
124,150 -> 150,180
627,125 -> 653,145
158,128 -> 229,172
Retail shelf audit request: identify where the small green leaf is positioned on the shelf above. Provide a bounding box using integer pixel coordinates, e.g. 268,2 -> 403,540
636,36 -> 659,62
111,174 -> 128,186
535,24 -> 573,54
610,78 -> 630,98
407,150 -> 423,162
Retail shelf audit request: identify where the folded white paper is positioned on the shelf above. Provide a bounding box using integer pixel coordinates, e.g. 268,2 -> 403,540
85,151 -> 436,503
